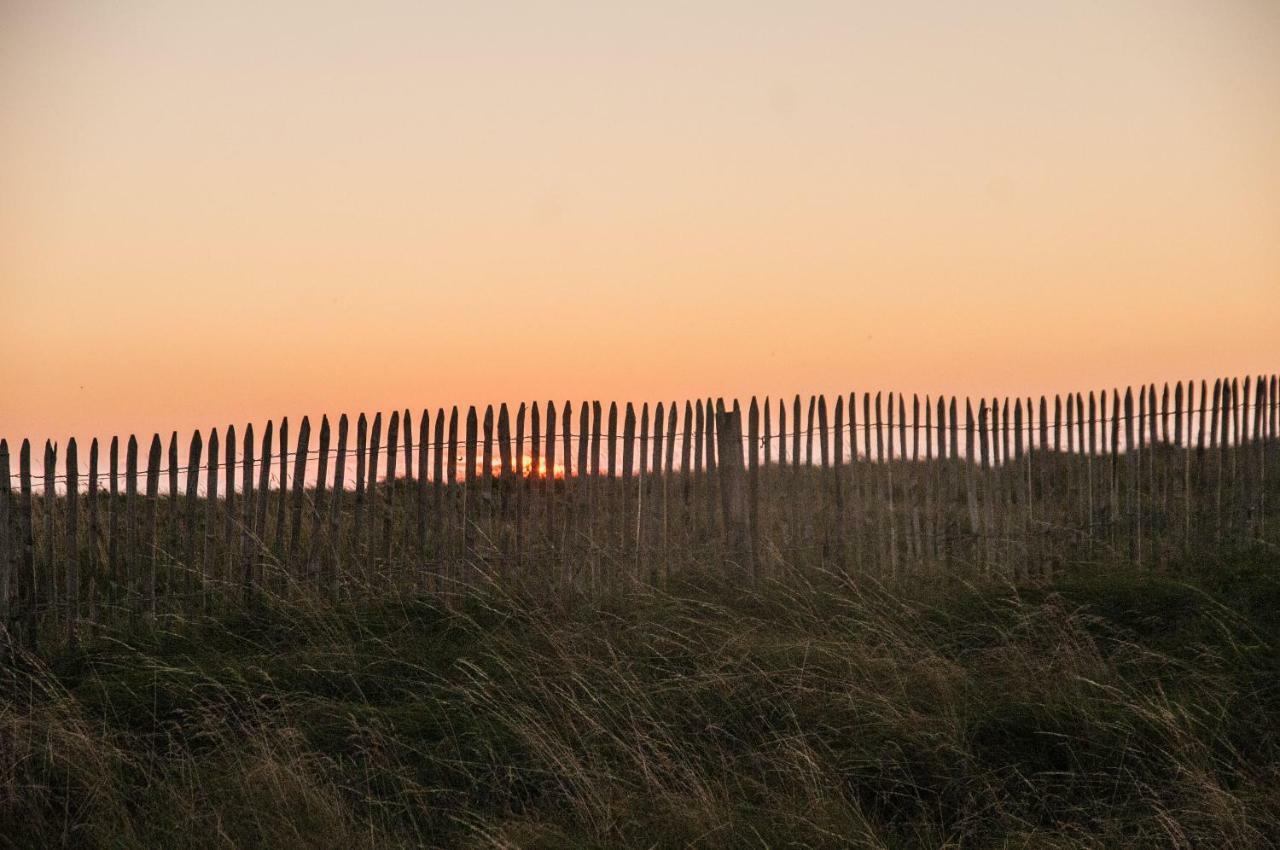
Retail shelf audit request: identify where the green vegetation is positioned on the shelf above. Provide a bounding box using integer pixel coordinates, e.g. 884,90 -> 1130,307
3,549 -> 1279,848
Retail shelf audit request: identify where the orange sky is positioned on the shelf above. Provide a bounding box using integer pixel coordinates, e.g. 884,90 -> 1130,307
2,1 -> 1278,448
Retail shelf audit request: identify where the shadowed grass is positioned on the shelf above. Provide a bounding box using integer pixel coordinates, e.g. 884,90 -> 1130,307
3,548 -> 1279,848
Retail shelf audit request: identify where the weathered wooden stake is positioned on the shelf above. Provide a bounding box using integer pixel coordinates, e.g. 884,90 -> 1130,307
311,416 -> 330,584
42,442 -> 56,627
330,415 -> 348,597
205,428 -> 220,600
353,415 -> 367,562
255,422 -> 273,586
384,411 -> 399,564
18,443 -> 35,642
288,418 -> 309,570
65,439 -> 79,641
142,436 -> 160,616
748,397 -> 761,571
0,441 -> 11,638
224,425 -> 236,585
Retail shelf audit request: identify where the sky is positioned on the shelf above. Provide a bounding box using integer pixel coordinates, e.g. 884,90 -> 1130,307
2,0 -> 1278,447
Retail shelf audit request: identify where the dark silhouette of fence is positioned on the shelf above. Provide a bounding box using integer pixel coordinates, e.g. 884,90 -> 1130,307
1,373 -> 1276,648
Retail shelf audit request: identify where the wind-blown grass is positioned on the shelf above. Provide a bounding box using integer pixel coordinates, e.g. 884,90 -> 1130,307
3,547 -> 1279,848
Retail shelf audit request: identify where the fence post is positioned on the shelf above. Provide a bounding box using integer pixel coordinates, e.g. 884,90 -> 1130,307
563,399 -> 575,580
401,409 -> 412,560
831,394 -> 844,569
1087,392 -> 1097,547
1233,377 -> 1242,450
1015,398 -> 1027,578
638,402 -> 651,574
403,408 -> 414,496
253,417 -> 273,596
818,395 -> 830,469
87,439 -> 100,626
935,395 -> 948,569
42,441 -> 56,632
1257,376 -> 1267,539
851,392 -> 863,568
183,432 -> 201,603
1210,380 -> 1222,541
352,413 -> 368,567
805,396 -> 816,467
870,396 -> 880,581
482,406 -> 493,503
1161,383 -> 1171,445
255,422 -> 273,590
254,417 -> 275,583
547,400 -> 558,553
979,401 -> 995,575
778,398 -> 787,468
288,418 -> 309,573
663,402 -> 677,579
530,401 -> 541,553
964,399 -> 979,543
578,401 -> 591,487
574,401 -> 589,580
499,404 -> 516,559
1264,376 -> 1274,445
311,416 -> 330,585
277,417 -> 289,565
224,425 -> 236,587
704,399 -> 717,538
385,411 -> 399,566
748,397 -> 761,572
366,413 -> 381,565
19,442 -> 35,643
923,396 -> 937,570
106,437 -> 119,616
1121,387 -> 1136,564
432,409 -> 445,589
447,406 -> 458,569
164,434 -> 178,572
622,402 -> 635,570
654,401 -> 665,490
907,397 -> 922,565
694,399 -> 705,476
589,401 -> 601,582
408,408 -> 429,565
793,396 -> 803,472
763,398 -> 772,468
205,428 -> 220,604
331,413 -> 348,593
899,393 -> 909,463
241,424 -> 255,602
464,406 -> 478,566
682,400 -> 695,517
715,400 -> 751,578
564,400 -> 575,486
142,436 -> 160,617
498,404 -> 513,521
0,440 -> 10,641
122,437 -> 138,613
65,439 -> 79,643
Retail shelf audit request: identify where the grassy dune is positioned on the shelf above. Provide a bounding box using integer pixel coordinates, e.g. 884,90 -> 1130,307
3,549 -> 1279,848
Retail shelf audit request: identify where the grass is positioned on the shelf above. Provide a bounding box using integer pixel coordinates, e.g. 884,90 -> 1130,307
2,547 -> 1279,848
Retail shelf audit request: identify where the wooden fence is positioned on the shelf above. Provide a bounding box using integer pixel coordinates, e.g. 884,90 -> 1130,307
2,374 -> 1277,648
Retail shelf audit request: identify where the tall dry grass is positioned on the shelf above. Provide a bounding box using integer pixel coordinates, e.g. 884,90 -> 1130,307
2,545 -> 1278,848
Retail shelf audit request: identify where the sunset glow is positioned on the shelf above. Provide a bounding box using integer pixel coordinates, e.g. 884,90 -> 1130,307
2,2 -> 1277,448
486,457 -> 566,480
